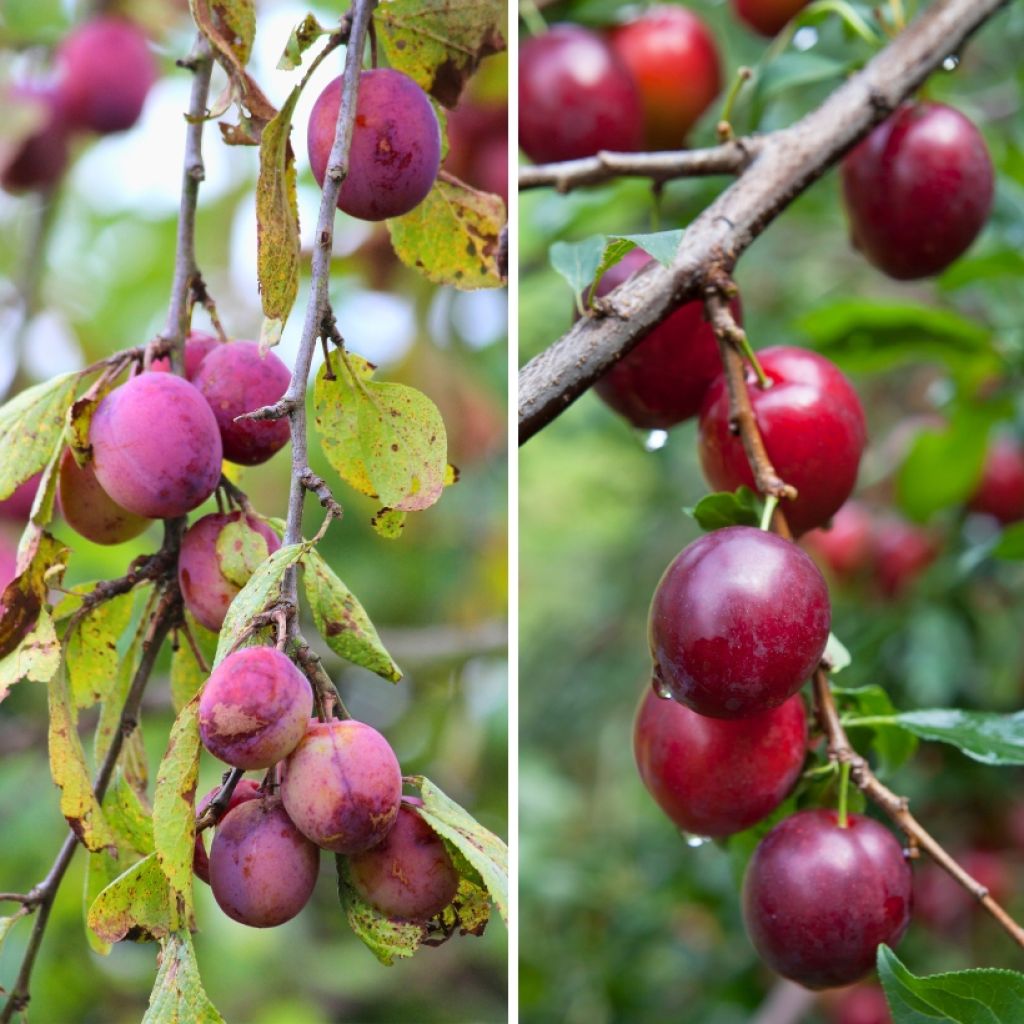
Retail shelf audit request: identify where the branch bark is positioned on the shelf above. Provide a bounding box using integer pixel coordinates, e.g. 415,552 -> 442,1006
517,0 -> 1009,444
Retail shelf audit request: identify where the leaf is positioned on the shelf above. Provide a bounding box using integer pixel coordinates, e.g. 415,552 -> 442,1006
388,176 -> 505,289
66,590 -> 136,709
48,663 -> 115,852
313,357 -> 449,514
336,856 -> 427,965
834,685 -> 917,776
301,549 -> 402,682
143,931 -> 225,1024
215,518 -> 270,588
152,697 -> 201,916
87,852 -> 178,944
371,508 -> 407,539
0,914 -> 23,958
755,51 -> 851,104
992,522 -> 1024,560
411,776 -> 508,923
878,944 -> 1024,1023
823,632 -> 851,674
214,544 -> 304,665
85,850 -> 123,956
0,609 -> 60,702
171,617 -> 215,712
684,487 -> 762,531
104,772 -> 155,856
0,371 -> 78,502
439,874 -> 492,937
550,235 -> 606,306
278,13 -> 330,70
0,531 -> 67,660
615,230 -> 684,267
892,709 -> 1024,766
256,86 -> 302,347
896,406 -> 997,523
374,0 -> 505,107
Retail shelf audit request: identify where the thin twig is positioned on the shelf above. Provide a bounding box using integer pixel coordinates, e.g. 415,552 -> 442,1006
195,767 -> 246,832
293,637 -> 351,721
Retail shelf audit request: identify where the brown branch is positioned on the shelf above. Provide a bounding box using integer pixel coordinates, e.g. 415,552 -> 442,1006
517,0 -> 1010,444
195,767 -> 246,832
293,636 -> 351,721
518,139 -> 756,191
716,306 -> 1024,954
0,587 -> 180,1022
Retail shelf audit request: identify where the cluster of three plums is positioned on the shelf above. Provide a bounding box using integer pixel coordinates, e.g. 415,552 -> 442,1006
195,645 -> 459,929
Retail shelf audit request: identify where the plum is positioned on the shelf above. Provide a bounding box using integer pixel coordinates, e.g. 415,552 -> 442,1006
90,373 -> 223,519
1,86 -> 69,194
192,341 -> 290,466
58,448 -> 149,546
307,69 -> 441,221
281,719 -> 402,854
149,330 -> 220,380
199,647 -> 313,769
179,511 -> 280,631
193,777 -> 262,885
348,798 -> 459,920
208,796 -> 319,927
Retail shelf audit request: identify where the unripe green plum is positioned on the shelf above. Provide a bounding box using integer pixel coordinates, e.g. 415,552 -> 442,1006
58,448 -> 150,546
208,796 -> 319,927
281,719 -> 402,854
348,798 -> 459,920
199,647 -> 313,769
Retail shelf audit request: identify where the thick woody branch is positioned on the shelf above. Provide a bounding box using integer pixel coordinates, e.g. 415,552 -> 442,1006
518,138 -> 757,191
517,0 -> 1009,444
719,314 -> 1024,953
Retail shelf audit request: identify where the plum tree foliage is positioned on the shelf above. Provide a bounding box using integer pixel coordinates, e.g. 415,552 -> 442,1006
0,0 -> 507,1018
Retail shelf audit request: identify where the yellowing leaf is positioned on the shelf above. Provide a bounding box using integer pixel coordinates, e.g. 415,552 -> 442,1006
66,590 -> 136,709
87,853 -> 180,945
48,663 -> 115,853
374,0 -> 505,107
215,518 -> 270,588
0,531 -> 67,660
0,371 -> 78,502
313,357 -> 449,513
301,549 -> 401,682
0,609 -> 59,702
388,176 -> 505,289
256,87 -> 301,346
278,13 -> 330,71
170,616 -> 215,713
143,931 -> 225,1024
152,697 -> 201,916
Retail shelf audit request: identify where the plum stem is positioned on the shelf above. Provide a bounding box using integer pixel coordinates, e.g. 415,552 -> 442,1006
837,761 -> 851,828
759,495 -> 778,532
517,0 -> 1007,443
518,0 -> 547,38
716,66 -> 752,144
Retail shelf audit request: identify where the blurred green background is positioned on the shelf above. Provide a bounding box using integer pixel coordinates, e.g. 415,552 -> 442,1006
0,1 -> 508,1021
520,1 -> 1024,1021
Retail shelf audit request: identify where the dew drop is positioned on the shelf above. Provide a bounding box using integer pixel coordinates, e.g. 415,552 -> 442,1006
682,832 -> 710,848
651,670 -> 672,701
793,27 -> 818,52
942,54 -> 960,71
644,429 -> 669,452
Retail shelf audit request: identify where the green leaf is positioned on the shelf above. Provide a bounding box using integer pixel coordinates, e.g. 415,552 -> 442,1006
0,608 -> 60,702
301,549 -> 402,682
991,521 -> 1024,560
0,914 -> 24,959
87,852 -> 178,944
0,371 -> 78,502
896,407 -> 996,522
313,357 -> 449,514
756,51 -> 851,103
104,772 -> 155,856
893,709 -> 1024,766
370,508 -> 407,539
215,518 -> 271,588
823,632 -> 851,674
684,487 -> 762,531
48,663 -> 115,853
411,776 -> 508,923
152,697 -> 201,916
66,590 -> 136,709
550,235 -> 605,306
214,544 -> 304,665
388,176 -> 505,289
835,685 -> 917,776
336,856 -> 427,965
256,84 -> 302,346
374,0 -> 505,108
143,931 -> 225,1024
878,944 -> 1024,1023
277,13 -> 330,70
171,617 -> 215,712
615,230 -> 684,267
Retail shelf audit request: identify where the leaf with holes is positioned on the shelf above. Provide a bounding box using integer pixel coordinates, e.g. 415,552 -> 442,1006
143,931 -> 225,1024
88,852 -> 181,945
313,357 -> 449,514
152,697 -> 201,915
278,13 -> 330,70
388,176 -> 505,289
374,0 -> 505,107
301,549 -> 401,682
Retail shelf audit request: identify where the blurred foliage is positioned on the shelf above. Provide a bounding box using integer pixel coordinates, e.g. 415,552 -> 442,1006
519,1 -> 1024,1021
0,0 -> 507,1021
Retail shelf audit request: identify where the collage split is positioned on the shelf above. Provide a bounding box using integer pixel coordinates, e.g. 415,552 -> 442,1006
0,0 -> 1023,1021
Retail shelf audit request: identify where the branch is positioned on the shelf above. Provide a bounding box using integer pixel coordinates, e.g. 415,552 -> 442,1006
517,0 -> 1009,443
0,589 -> 179,1022
709,297 -> 1024,953
518,138 -> 757,192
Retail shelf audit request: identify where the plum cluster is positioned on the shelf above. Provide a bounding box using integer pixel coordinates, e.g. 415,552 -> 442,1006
194,648 -> 458,928
2,16 -> 156,193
